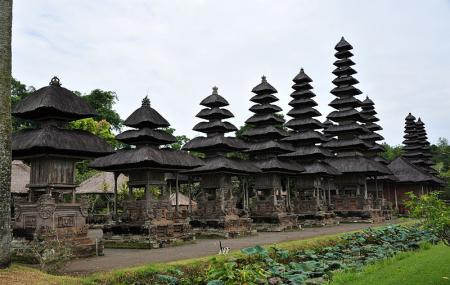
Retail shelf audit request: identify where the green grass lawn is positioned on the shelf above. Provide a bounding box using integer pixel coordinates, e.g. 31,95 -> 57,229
330,243 -> 450,285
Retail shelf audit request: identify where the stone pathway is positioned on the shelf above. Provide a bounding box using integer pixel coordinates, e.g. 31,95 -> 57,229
64,220 -> 398,275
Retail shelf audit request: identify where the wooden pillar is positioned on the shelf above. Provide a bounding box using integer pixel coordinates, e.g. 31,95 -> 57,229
421,185 -> 424,195
113,172 -> 118,217
72,189 -> 76,203
286,177 -> 290,210
175,173 -> 179,214
364,180 -> 368,199
188,179 -> 193,216
394,185 -> 398,210
245,177 -> 249,211
327,178 -> 332,206
375,176 -> 379,200
241,177 -> 246,210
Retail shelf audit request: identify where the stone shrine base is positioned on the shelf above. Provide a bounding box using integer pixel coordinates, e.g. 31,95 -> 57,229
190,216 -> 255,239
102,221 -> 194,249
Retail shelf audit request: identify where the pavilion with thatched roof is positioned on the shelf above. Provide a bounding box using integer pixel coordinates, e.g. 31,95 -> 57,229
183,87 -> 260,237
90,96 -> 203,248
280,68 -> 340,226
323,38 -> 391,222
241,76 -> 304,231
11,76 -> 114,256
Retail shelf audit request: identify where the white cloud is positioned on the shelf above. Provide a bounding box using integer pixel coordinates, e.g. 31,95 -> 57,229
12,0 -> 450,144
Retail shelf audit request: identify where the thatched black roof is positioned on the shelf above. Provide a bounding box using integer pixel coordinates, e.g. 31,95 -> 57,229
12,76 -> 97,121
251,76 -> 277,95
123,97 -> 170,129
329,97 -> 362,109
245,113 -> 284,125
249,103 -> 282,114
12,126 -> 113,159
326,156 -> 391,175
285,118 -> 323,131
301,161 -> 341,175
196,107 -> 234,120
90,146 -> 204,172
241,125 -> 289,140
200,87 -> 229,107
388,157 -> 441,184
116,128 -> 176,145
323,138 -> 372,151
324,123 -> 368,135
281,130 -> 330,145
182,156 -> 260,175
245,141 -> 294,155
193,120 -> 237,133
182,136 -> 248,153
254,158 -> 304,174
279,146 -> 333,160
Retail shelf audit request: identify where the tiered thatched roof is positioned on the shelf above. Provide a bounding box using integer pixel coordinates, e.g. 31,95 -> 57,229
323,38 -> 371,154
12,76 -> 97,121
414,118 -> 436,173
359,96 -> 384,155
323,38 -> 390,176
240,76 -> 303,174
91,97 -> 203,172
402,113 -> 424,163
12,77 -> 114,160
183,87 -> 260,175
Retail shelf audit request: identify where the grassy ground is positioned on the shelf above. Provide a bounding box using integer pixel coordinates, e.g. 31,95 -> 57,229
0,264 -> 79,285
329,243 -> 450,285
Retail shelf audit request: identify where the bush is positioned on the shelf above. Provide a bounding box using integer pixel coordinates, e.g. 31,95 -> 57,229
406,192 -> 450,245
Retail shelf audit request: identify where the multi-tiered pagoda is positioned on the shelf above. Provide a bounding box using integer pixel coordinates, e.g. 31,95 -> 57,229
242,76 -> 304,231
280,68 -> 340,226
323,38 -> 391,222
12,76 -> 114,256
414,118 -> 436,174
90,96 -> 203,248
360,97 -> 385,157
183,87 -> 259,237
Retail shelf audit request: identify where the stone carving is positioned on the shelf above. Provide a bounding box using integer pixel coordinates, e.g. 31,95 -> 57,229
37,194 -> 56,219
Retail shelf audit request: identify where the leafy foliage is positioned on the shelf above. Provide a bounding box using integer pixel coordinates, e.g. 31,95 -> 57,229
107,225 -> 437,285
79,89 -> 123,131
380,143 -> 403,161
406,192 -> 450,244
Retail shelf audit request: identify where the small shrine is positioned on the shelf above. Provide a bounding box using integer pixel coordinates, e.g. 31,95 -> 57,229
12,76 -> 114,256
323,38 -> 391,223
183,87 -> 260,237
242,77 -> 304,231
280,68 -> 340,226
90,97 -> 203,248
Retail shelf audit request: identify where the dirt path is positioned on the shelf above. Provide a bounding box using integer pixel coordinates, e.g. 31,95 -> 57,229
64,220 -> 398,275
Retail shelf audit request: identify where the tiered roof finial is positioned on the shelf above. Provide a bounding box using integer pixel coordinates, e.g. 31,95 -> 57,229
49,76 -> 61,86
142,96 -> 151,107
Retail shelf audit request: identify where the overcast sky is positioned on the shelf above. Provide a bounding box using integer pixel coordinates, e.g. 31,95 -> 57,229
12,0 -> 450,145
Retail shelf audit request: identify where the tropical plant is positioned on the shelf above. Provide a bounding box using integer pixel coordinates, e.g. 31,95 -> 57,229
406,192 -> 450,245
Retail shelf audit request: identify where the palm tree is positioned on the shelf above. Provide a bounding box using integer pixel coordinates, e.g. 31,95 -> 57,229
0,0 -> 13,268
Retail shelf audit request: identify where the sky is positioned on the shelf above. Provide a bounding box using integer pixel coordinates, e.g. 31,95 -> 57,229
11,0 -> 450,145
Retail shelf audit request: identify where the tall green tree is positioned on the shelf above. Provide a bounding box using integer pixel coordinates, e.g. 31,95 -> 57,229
80,89 -> 122,131
161,127 -> 190,150
0,0 -> 13,268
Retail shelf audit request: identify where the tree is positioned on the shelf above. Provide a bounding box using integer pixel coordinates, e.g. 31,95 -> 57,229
161,127 -> 190,150
380,143 -> 403,161
0,0 -> 13,268
80,89 -> 123,131
11,78 -> 34,131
